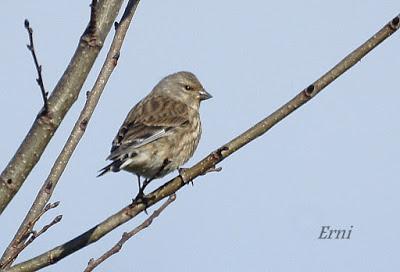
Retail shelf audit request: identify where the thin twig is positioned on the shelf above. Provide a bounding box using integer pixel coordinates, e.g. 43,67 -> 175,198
0,0 -> 124,215
23,215 -> 63,250
4,13 -> 400,272
24,19 -> 48,114
18,202 -> 60,246
10,215 -> 62,265
22,202 -> 60,241
84,194 -> 176,272
0,202 -> 61,268
0,0 -> 141,269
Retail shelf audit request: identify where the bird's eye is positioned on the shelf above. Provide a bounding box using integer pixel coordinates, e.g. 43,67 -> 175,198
184,85 -> 192,91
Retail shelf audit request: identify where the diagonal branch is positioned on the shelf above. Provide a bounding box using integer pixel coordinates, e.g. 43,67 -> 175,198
87,0 -> 99,37
24,19 -> 48,114
5,13 -> 399,272
6,215 -> 63,268
0,0 -> 124,214
0,202 -> 61,268
84,194 -> 177,272
0,0 -> 141,268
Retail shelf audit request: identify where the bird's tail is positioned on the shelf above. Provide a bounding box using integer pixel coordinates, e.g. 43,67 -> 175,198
97,160 -> 122,177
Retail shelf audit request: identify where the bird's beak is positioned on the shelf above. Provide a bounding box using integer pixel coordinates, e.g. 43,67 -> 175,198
199,89 -> 212,100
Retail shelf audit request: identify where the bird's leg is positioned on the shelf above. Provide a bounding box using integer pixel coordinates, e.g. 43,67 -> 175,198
132,159 -> 171,208
132,179 -> 149,214
133,177 -> 146,202
139,178 -> 150,196
132,175 -> 148,211
136,174 -> 141,192
134,174 -> 145,199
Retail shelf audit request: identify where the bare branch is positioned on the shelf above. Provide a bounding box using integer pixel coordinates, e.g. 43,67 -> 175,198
20,202 -> 60,244
25,215 -> 63,247
0,202 -> 61,268
0,0 -> 142,269
179,165 -> 221,185
5,13 -> 399,272
88,0 -> 98,34
0,0 -> 124,214
84,194 -> 176,272
83,0 -> 100,47
24,19 -> 48,114
13,215 -> 63,264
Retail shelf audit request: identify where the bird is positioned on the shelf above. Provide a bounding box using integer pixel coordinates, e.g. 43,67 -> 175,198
98,71 -> 212,198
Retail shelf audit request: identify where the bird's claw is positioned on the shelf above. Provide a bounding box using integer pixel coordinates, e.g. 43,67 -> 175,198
179,167 -> 193,185
131,193 -> 149,214
201,165 -> 222,175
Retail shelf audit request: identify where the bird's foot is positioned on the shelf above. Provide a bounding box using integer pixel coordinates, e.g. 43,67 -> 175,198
133,177 -> 150,200
132,190 -> 144,202
179,168 -> 193,186
201,165 -> 222,175
131,190 -> 149,214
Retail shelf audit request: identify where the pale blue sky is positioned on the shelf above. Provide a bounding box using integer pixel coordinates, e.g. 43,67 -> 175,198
1,1 -> 400,271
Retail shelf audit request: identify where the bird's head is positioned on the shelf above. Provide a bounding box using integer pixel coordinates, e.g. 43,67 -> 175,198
154,71 -> 212,109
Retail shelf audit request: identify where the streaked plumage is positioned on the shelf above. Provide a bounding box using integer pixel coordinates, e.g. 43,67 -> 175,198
98,71 -> 211,190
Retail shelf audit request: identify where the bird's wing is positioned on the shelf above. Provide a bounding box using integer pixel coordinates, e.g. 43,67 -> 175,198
107,96 -> 190,160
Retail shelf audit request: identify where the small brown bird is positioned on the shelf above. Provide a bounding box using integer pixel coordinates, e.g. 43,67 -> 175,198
98,71 -> 211,196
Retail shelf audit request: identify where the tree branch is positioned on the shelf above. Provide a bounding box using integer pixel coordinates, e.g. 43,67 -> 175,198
24,19 -> 48,114
5,13 -> 399,272
0,0 -> 141,268
0,0 -> 124,214
84,194 -> 177,272
0,202 -> 61,268
87,0 -> 99,38
11,215 -> 63,265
